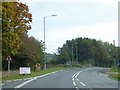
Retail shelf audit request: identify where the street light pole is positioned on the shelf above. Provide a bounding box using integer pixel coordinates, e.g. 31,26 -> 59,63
43,17 -> 46,70
43,15 -> 57,70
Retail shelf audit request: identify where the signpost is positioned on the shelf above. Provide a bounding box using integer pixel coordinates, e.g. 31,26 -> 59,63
6,55 -> 12,76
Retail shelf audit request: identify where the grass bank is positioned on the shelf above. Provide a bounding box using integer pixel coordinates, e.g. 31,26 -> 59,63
109,67 -> 120,80
2,66 -> 65,82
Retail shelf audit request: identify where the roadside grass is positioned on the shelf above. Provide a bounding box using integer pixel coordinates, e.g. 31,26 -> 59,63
111,67 -> 120,72
109,73 -> 120,80
109,66 -> 120,80
2,66 -> 65,82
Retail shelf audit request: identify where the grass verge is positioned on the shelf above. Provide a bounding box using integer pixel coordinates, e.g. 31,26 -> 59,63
109,67 -> 120,80
109,73 -> 120,80
2,66 -> 65,83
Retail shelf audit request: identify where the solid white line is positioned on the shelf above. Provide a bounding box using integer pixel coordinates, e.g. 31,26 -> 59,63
15,78 -> 34,88
13,80 -> 18,81
6,80 -> 12,83
73,82 -> 76,86
15,70 -> 63,88
80,82 -> 85,86
13,79 -> 22,81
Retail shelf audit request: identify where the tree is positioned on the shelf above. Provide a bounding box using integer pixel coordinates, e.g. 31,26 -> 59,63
2,2 -> 32,56
56,37 -> 115,67
2,34 -> 44,70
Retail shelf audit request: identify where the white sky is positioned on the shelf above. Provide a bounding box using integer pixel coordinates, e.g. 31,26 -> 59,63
20,0 -> 119,54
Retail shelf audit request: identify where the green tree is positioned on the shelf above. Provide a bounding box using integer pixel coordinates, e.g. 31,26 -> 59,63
56,37 -> 115,67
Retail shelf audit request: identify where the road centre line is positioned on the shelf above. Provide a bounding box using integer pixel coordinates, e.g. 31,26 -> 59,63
76,77 -> 79,81
75,87 -> 79,90
80,81 -> 85,86
73,81 -> 76,86
75,72 -> 80,78
72,78 -> 74,81
72,68 -> 94,88
72,73 -> 76,78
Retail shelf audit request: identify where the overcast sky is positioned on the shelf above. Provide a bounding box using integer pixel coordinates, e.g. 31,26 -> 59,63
20,0 -> 119,54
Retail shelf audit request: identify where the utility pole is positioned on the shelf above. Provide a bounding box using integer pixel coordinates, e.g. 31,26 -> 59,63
113,40 -> 116,68
75,42 -> 78,62
71,41 -> 74,66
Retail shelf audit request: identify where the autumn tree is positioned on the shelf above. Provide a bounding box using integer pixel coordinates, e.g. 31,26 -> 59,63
2,2 -> 32,57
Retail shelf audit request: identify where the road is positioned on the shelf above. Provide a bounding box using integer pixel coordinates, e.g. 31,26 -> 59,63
2,67 -> 119,90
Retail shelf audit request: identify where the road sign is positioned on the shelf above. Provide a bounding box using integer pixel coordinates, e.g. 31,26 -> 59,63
19,67 -> 31,75
6,55 -> 12,61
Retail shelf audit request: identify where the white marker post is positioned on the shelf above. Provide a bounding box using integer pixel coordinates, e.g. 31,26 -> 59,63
6,55 -> 12,76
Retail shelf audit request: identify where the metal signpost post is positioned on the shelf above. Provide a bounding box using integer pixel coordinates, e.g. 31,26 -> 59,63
6,55 -> 12,76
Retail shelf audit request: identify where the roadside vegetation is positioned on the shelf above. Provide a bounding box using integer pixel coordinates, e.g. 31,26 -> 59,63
2,1 -> 120,82
2,66 -> 65,82
109,67 -> 120,80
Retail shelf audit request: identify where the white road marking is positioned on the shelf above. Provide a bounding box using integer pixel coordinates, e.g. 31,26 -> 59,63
0,83 -> 4,86
73,82 -> 76,86
6,80 -> 12,83
75,87 -> 79,90
14,70 -> 63,88
72,73 -> 76,78
76,77 -> 79,81
72,78 -> 74,81
15,78 -> 35,88
80,81 -> 85,86
13,80 -> 18,81
89,88 -> 94,90
75,72 -> 79,78
13,79 -> 22,81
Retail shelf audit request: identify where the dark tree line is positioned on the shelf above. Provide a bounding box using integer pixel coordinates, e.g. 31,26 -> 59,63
56,37 -> 119,67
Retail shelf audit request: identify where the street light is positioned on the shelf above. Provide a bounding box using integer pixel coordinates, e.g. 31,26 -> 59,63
43,15 -> 57,70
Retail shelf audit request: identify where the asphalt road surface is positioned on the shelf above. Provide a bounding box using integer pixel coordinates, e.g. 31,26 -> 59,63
2,67 -> 119,90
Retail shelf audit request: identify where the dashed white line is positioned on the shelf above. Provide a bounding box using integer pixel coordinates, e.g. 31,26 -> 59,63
75,86 -> 79,90
76,77 -> 79,81
88,87 -> 94,90
72,78 -> 74,81
73,82 -> 76,86
80,81 -> 85,86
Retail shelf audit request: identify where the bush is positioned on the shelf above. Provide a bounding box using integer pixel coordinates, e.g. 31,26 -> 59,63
71,62 -> 82,68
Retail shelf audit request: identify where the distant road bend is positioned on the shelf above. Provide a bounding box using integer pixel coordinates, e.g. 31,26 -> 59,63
2,67 -> 119,90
